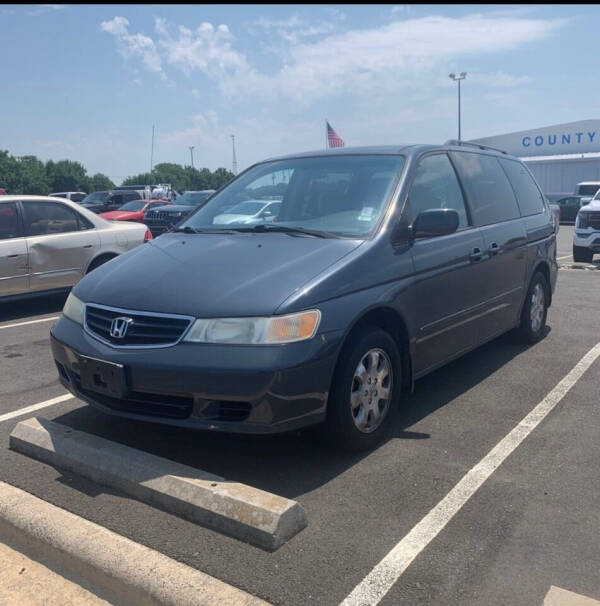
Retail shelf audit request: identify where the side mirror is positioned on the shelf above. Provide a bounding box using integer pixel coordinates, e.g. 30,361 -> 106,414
412,208 -> 459,239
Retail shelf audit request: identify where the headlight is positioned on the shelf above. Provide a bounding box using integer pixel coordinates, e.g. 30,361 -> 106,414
183,310 -> 321,344
577,213 -> 589,229
63,293 -> 84,325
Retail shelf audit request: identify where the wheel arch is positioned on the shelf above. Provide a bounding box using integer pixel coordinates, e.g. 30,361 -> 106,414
330,306 -> 413,398
85,252 -> 119,274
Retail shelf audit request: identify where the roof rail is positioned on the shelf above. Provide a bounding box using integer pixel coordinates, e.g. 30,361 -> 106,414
444,140 -> 508,155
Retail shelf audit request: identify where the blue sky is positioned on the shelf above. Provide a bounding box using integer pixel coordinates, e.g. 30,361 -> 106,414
0,4 -> 597,184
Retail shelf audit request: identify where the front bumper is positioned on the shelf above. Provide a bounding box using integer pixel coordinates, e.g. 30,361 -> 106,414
573,230 -> 600,252
50,317 -> 343,434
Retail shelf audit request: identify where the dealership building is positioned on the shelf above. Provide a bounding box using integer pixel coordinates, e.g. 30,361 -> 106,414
469,119 -> 600,194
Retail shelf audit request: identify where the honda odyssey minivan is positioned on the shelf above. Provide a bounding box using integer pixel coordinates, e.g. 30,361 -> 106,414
51,142 -> 558,451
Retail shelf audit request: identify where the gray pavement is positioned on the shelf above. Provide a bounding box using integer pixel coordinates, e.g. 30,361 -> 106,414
0,267 -> 598,605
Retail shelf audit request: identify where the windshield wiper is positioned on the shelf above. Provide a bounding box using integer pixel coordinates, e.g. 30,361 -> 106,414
171,226 -> 242,235
226,224 -> 334,238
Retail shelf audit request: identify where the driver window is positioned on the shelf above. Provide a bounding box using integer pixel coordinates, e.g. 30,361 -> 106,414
408,154 -> 469,229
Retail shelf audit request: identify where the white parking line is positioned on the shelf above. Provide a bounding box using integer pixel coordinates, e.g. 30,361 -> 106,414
340,342 -> 600,606
556,254 -> 573,261
0,394 -> 74,424
0,316 -> 59,330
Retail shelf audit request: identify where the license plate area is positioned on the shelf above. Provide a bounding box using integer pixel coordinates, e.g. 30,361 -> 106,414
79,355 -> 127,399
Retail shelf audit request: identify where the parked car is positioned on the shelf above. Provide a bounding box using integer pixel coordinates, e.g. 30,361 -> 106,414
574,181 -> 600,206
212,200 -> 281,225
100,199 -> 172,223
80,191 -> 111,207
143,190 -> 216,236
546,193 -> 585,223
0,195 -> 151,301
0,188 -> 6,195
82,190 -> 148,214
573,196 -> 600,262
49,191 -> 87,203
51,142 -> 557,452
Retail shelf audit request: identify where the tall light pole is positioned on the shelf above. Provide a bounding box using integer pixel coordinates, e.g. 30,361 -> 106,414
231,134 -> 238,176
188,146 -> 195,169
448,72 -> 467,141
150,124 -> 155,172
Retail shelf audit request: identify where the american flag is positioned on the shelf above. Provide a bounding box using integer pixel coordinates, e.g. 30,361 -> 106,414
326,121 -> 345,148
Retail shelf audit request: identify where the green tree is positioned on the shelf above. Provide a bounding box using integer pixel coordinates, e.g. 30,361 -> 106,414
211,167 -> 234,190
46,159 -> 90,193
90,173 -> 115,191
121,172 -> 155,187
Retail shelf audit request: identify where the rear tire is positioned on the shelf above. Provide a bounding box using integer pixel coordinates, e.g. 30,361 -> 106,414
573,245 -> 594,263
515,271 -> 549,344
326,326 -> 401,452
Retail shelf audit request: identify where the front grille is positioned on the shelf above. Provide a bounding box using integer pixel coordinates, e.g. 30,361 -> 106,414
588,212 -> 600,230
70,373 -> 193,419
85,304 -> 192,347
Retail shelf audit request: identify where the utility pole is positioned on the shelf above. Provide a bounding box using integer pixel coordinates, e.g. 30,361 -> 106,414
448,72 -> 467,141
189,146 -> 195,169
231,134 -> 238,176
150,124 -> 155,172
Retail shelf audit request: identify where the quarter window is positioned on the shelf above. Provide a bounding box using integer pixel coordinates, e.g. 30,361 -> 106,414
450,152 -> 520,226
0,203 -> 21,240
22,202 -> 81,236
408,153 -> 470,229
499,159 -> 545,216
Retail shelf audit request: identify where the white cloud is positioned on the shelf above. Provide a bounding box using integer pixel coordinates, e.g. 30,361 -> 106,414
101,16 -> 164,77
40,4 -> 66,9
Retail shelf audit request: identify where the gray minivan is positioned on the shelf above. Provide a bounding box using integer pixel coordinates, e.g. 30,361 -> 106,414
51,142 -> 558,451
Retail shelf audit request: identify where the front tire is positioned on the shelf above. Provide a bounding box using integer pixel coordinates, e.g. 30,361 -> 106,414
573,245 -> 594,263
516,271 -> 549,344
326,326 -> 401,452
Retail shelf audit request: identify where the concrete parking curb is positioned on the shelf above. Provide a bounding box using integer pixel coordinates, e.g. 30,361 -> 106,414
0,481 -> 270,606
9,417 -> 307,551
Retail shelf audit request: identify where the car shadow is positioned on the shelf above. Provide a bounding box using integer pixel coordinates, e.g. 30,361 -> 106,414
50,328 -> 545,501
0,292 -> 68,322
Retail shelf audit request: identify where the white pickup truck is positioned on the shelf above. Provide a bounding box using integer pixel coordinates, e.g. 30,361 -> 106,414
573,193 -> 600,262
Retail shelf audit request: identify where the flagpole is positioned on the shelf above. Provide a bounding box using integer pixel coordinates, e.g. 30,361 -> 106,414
325,119 -> 327,150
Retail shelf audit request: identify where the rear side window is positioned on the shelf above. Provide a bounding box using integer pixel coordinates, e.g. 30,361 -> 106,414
408,153 -> 469,229
499,159 -> 545,216
450,152 -> 520,226
22,202 -> 81,236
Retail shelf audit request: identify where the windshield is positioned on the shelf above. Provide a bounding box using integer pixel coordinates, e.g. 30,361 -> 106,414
592,189 -> 600,201
577,185 -> 600,196
223,201 -> 267,215
174,192 -> 213,206
119,200 -> 146,211
180,155 -> 405,237
81,192 -> 109,204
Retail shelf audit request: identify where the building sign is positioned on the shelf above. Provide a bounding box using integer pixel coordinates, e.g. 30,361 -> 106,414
469,119 -> 600,157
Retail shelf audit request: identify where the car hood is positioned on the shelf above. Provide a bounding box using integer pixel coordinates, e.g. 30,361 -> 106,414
100,211 -> 139,220
74,232 -> 363,317
579,199 -> 600,212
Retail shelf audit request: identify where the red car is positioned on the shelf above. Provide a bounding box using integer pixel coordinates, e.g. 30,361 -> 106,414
100,199 -> 171,222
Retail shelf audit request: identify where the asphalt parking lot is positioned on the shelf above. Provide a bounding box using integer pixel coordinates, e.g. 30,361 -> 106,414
1,224 -> 599,605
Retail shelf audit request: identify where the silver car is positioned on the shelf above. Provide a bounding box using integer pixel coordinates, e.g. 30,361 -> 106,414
0,195 -> 150,300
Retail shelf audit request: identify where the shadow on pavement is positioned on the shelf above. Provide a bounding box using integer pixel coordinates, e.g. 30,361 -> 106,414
49,327 -> 545,501
0,292 -> 69,322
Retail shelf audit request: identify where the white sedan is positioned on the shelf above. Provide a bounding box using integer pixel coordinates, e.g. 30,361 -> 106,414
0,195 -> 151,300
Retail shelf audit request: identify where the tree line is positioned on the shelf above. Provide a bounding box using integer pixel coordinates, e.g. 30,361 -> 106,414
0,150 -> 235,196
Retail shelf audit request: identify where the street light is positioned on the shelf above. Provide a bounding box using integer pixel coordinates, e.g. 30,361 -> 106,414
448,72 -> 467,142
188,146 -> 195,169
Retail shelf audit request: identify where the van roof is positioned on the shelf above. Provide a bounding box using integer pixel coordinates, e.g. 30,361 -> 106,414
262,143 -> 520,163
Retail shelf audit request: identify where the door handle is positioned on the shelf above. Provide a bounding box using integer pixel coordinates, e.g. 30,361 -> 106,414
7,253 -> 20,258
488,242 -> 500,256
470,247 -> 483,262
83,244 -> 93,248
